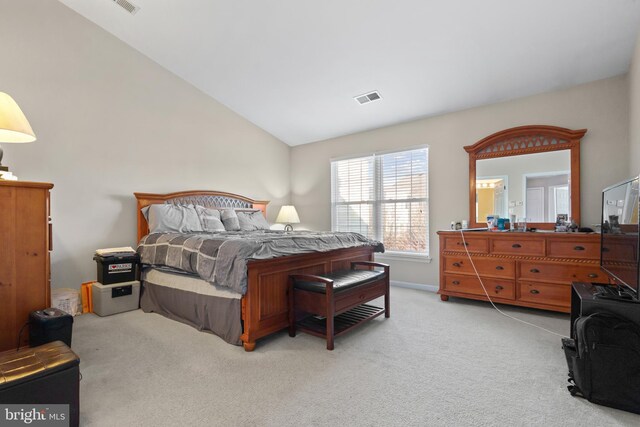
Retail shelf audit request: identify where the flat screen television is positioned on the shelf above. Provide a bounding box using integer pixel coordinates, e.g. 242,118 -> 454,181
601,176 -> 640,299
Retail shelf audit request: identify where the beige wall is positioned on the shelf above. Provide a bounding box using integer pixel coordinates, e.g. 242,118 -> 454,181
630,31 -> 640,176
0,1 -> 290,289
292,76 -> 629,286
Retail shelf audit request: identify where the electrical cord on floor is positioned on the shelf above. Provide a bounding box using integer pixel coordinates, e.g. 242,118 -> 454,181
16,321 -> 29,352
459,229 -> 567,338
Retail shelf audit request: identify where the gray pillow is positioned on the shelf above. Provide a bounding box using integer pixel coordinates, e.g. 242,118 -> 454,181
220,209 -> 240,231
238,210 -> 270,231
195,205 -> 225,232
141,204 -> 203,234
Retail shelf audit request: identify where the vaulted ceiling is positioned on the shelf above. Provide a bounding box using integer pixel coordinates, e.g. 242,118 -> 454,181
58,0 -> 640,146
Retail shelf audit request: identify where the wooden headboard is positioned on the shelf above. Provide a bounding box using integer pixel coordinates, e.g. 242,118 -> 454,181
134,190 -> 270,242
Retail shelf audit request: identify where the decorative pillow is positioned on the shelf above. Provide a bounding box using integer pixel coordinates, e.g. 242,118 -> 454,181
237,210 -> 270,231
195,205 -> 225,232
220,209 -> 241,231
141,204 -> 204,234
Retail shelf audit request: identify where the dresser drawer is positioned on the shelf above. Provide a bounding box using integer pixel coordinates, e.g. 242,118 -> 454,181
443,255 -> 514,279
490,237 -> 545,256
443,236 -> 488,253
517,281 -> 570,308
547,239 -> 599,260
443,275 -> 514,299
518,261 -> 603,283
602,241 -> 637,263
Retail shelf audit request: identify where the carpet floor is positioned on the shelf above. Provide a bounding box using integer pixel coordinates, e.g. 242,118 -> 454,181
73,287 -> 640,426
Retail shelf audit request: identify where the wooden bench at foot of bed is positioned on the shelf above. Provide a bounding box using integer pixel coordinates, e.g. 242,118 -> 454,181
241,246 -> 375,351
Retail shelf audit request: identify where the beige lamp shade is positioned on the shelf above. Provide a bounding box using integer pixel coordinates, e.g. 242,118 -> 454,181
276,205 -> 300,224
0,92 -> 36,143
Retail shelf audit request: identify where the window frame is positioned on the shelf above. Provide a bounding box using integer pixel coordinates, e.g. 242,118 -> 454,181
330,145 -> 429,258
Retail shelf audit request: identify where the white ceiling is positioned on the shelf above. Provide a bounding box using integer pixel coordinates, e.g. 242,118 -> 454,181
58,0 -> 640,146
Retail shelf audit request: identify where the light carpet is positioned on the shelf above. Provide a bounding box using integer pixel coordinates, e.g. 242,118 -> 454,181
73,287 -> 640,426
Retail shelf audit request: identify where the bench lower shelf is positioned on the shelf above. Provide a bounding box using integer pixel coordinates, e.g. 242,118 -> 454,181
296,303 -> 384,338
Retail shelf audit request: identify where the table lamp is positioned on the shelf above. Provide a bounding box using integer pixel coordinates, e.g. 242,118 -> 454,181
276,205 -> 300,231
0,92 -> 36,178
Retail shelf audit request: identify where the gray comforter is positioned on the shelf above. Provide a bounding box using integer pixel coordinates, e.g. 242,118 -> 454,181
137,230 -> 384,294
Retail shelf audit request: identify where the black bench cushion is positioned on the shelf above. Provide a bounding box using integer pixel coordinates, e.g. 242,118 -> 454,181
0,341 -> 79,390
293,270 -> 385,294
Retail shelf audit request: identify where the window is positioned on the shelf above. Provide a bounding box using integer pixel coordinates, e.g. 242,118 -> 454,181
331,147 -> 429,255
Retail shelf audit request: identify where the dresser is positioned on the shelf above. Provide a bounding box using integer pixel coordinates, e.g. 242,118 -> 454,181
0,181 -> 53,351
438,230 -> 602,313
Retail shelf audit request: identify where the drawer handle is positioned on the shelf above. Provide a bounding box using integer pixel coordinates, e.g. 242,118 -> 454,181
452,262 -> 461,267
456,242 -> 469,246
530,268 -> 540,273
495,285 -> 504,291
512,243 -> 522,248
588,273 -> 598,278
530,289 -> 540,295
574,246 -> 585,251
495,266 -> 504,270
452,280 -> 460,285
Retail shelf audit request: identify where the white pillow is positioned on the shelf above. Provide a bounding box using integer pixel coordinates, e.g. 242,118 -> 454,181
237,210 -> 270,231
195,206 -> 225,232
141,204 -> 203,234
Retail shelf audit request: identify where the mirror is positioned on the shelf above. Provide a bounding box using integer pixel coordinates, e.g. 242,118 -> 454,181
476,150 -> 571,223
466,126 -> 586,230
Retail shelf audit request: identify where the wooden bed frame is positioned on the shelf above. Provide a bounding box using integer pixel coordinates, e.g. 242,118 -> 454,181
134,190 -> 375,351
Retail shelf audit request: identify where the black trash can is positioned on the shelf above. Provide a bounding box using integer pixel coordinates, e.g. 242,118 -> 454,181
29,308 -> 73,348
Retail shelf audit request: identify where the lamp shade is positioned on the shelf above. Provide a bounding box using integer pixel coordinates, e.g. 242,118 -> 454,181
0,92 -> 36,143
276,205 -> 300,224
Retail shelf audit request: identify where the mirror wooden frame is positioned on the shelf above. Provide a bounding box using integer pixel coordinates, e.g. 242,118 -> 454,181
465,125 -> 587,230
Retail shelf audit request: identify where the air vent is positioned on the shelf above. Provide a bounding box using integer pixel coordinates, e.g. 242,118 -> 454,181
354,91 -> 382,105
113,0 -> 140,15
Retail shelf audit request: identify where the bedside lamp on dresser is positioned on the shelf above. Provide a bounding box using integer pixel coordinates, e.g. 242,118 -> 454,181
0,92 -> 54,351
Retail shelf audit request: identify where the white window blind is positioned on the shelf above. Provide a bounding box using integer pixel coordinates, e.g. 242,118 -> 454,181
331,147 -> 429,255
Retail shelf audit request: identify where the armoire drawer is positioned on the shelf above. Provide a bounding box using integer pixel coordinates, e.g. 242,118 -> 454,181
518,261 -> 603,283
517,281 -> 570,308
443,236 -> 488,253
443,275 -> 514,300
490,237 -> 545,256
547,239 -> 599,260
443,256 -> 514,279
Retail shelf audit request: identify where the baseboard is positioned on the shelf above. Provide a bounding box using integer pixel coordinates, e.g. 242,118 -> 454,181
391,280 -> 438,293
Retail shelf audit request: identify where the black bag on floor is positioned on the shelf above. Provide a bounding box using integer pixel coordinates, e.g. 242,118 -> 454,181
562,312 -> 640,414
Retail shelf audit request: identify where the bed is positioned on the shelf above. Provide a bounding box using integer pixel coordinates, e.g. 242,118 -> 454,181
134,190 -> 382,351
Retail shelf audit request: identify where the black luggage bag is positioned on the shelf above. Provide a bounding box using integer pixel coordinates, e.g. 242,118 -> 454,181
562,312 -> 640,414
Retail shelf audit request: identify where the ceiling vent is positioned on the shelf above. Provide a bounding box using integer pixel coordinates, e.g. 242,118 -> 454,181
113,0 -> 140,15
354,91 -> 382,105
